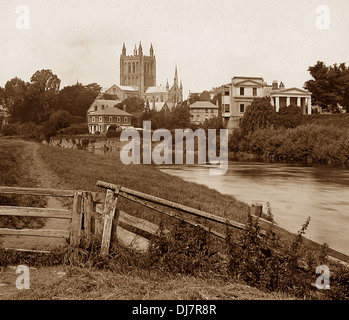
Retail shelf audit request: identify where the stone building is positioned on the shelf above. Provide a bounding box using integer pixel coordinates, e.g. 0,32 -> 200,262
220,76 -> 312,129
189,101 -> 219,124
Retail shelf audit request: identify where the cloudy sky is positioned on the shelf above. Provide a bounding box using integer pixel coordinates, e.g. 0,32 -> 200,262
0,0 -> 348,98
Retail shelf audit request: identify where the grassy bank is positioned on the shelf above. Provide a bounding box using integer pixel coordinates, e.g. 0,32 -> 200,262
0,138 -> 46,228
2,138 -> 349,300
36,142 -> 250,226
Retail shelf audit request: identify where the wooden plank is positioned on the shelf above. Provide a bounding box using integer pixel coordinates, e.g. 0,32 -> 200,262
100,187 -> 120,256
70,191 -> 83,246
119,192 -> 230,240
0,206 -> 71,219
115,225 -> 150,252
119,210 -> 161,236
96,180 -> 246,231
83,191 -> 93,242
0,228 -> 69,238
0,186 -> 75,197
4,248 -> 51,254
97,180 -> 349,263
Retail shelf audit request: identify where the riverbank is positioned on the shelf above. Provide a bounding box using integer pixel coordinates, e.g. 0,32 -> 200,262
1,137 -> 297,300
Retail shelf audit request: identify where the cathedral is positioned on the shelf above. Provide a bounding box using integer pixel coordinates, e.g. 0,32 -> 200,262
105,42 -> 183,106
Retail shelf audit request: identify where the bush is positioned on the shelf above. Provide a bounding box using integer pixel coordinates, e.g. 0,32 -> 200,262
59,123 -> 88,135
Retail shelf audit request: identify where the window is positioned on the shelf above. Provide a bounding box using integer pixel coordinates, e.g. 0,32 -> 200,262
94,105 -> 98,111
117,117 -> 121,122
224,91 -> 229,96
224,104 -> 230,113
240,104 -> 245,113
101,105 -> 104,110
92,117 -> 95,123
124,117 -> 128,123
109,117 -> 112,122
99,117 -> 102,122
240,87 -> 244,96
253,87 -> 257,96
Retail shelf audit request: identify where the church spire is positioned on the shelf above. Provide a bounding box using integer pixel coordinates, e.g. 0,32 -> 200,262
138,41 -> 143,56
122,42 -> 126,55
134,44 -> 137,56
174,65 -> 178,87
150,43 -> 154,57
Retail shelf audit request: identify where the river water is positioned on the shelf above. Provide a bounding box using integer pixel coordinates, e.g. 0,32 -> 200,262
159,161 -> 349,255
90,147 -> 349,255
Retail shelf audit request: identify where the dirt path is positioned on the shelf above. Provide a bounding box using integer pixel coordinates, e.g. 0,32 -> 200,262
2,140 -> 71,251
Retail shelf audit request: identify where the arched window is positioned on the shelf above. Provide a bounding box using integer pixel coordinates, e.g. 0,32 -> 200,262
132,62 -> 135,73
128,62 -> 131,73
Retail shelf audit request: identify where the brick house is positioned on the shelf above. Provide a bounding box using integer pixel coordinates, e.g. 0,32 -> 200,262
87,105 -> 132,134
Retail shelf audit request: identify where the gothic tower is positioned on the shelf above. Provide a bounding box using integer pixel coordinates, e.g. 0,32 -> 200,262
120,42 -> 156,95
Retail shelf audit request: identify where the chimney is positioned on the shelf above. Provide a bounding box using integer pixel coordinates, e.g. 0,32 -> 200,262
279,81 -> 285,89
123,104 -> 126,112
272,80 -> 278,90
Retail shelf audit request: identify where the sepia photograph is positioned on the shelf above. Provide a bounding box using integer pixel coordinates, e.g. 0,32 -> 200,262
0,0 -> 349,309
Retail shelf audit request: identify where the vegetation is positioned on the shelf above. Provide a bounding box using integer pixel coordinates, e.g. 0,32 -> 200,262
230,98 -> 349,167
304,61 -> 349,112
0,139 -> 348,299
0,139 -> 45,229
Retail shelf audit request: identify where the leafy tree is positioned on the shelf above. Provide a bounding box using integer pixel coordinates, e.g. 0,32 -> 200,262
3,77 -> 29,123
169,101 -> 192,128
199,90 -> 211,101
101,93 -> 119,100
26,69 -> 61,122
240,97 -> 276,134
188,93 -> 200,105
274,104 -> 303,129
53,83 -> 101,118
304,61 -> 349,112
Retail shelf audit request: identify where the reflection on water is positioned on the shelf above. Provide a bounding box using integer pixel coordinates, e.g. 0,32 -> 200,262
91,148 -> 349,255
159,161 -> 349,255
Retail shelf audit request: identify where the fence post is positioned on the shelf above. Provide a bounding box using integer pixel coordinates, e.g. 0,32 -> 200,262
70,191 -> 83,246
251,203 -> 263,217
100,186 -> 120,256
83,191 -> 93,243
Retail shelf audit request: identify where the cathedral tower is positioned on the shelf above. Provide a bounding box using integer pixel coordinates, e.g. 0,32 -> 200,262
120,42 -> 156,95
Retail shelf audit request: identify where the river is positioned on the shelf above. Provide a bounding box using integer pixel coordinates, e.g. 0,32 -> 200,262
91,148 -> 349,255
160,161 -> 349,256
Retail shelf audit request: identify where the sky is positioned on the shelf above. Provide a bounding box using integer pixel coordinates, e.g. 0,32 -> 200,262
0,0 -> 348,98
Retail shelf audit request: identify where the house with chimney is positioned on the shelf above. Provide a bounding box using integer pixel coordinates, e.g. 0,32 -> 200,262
87,99 -> 132,134
220,76 -> 312,129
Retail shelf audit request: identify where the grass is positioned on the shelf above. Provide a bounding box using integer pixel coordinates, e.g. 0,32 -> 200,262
36,142 -> 250,228
0,138 -> 46,229
1,137 -> 348,300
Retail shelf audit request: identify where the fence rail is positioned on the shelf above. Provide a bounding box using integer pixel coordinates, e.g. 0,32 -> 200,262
1,182 -> 349,264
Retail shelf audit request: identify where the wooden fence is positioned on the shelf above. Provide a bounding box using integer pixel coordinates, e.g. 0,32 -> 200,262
0,181 -> 349,264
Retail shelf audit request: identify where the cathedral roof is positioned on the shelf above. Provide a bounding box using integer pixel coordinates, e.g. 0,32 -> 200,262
145,85 -> 168,94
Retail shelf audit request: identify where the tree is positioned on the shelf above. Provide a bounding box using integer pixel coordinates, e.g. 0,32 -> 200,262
304,61 -> 349,112
3,77 -> 29,123
53,83 -> 101,118
240,97 -> 276,134
199,90 -> 211,101
169,101 -> 192,128
26,69 -> 61,122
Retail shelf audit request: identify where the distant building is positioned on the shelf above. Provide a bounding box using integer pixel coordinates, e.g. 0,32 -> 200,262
87,99 -> 132,134
87,99 -> 122,113
221,76 -> 312,129
0,105 -> 9,127
189,101 -> 219,124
